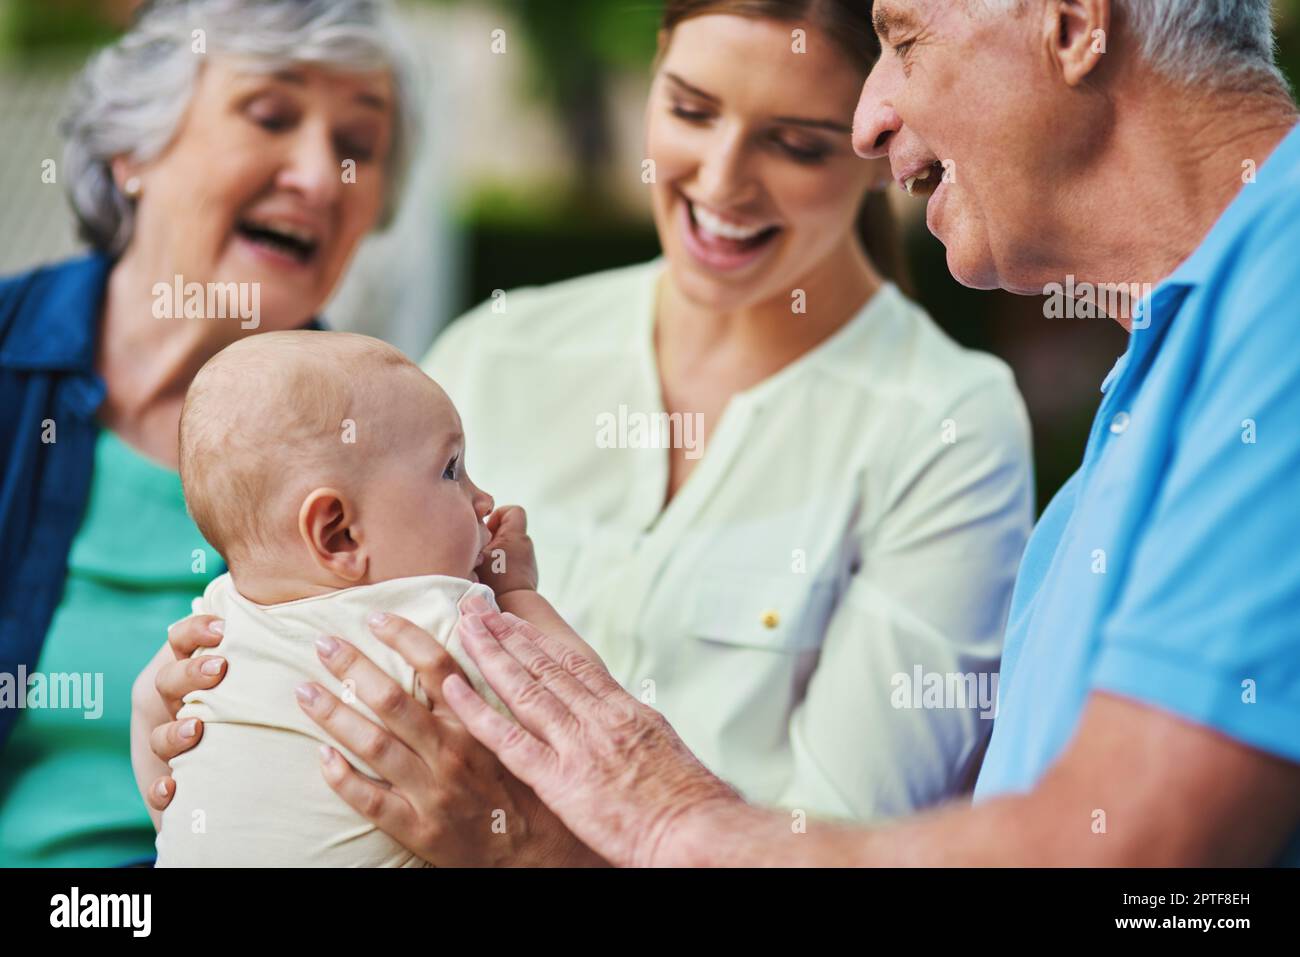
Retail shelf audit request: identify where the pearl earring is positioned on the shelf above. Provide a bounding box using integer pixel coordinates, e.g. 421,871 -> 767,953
123,176 -> 142,199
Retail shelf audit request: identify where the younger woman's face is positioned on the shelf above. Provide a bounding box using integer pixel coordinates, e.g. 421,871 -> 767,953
646,14 -> 888,312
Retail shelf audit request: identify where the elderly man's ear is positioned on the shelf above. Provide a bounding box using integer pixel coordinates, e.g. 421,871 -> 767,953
1045,0 -> 1110,87
299,488 -> 369,583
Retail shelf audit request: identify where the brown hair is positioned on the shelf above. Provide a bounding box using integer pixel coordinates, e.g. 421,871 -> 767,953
659,0 -> 912,294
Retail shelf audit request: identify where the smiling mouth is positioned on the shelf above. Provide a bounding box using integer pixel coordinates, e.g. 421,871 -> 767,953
903,161 -> 945,198
679,195 -> 783,271
235,217 -> 320,264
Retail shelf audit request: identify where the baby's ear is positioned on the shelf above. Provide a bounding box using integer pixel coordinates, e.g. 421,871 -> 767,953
298,487 -> 367,583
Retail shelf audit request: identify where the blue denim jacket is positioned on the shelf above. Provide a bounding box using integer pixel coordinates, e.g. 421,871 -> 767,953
0,253 -> 113,752
0,253 -> 321,752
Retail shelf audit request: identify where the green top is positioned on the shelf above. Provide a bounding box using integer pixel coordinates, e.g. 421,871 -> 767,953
0,430 -> 218,867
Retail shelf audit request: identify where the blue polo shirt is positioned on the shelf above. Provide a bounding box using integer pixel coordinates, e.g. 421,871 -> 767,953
975,122 -> 1300,864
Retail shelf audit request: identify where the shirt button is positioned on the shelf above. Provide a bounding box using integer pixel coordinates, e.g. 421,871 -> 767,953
1110,411 -> 1131,434
760,610 -> 780,629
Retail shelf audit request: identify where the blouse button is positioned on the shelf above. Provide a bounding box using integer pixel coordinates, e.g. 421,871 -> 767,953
760,610 -> 780,629
1109,411 -> 1131,434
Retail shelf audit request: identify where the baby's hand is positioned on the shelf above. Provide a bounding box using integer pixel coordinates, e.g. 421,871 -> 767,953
476,505 -> 539,597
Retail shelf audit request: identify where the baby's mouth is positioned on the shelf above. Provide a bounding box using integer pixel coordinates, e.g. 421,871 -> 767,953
469,546 -> 489,582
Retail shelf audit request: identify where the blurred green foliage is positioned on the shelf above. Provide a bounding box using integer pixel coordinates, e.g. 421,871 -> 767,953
0,0 -> 120,55
6,0 -> 1299,77
483,1 -> 662,201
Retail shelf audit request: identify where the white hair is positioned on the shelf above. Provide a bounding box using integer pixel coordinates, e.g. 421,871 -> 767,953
62,0 -> 420,255
982,0 -> 1284,89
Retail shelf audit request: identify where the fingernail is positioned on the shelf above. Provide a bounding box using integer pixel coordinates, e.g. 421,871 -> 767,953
199,657 -> 224,676
155,780 -> 169,797
442,674 -> 469,700
315,634 -> 339,658
179,718 -> 198,739
461,615 -> 488,635
208,620 -> 225,636
319,745 -> 335,765
295,683 -> 319,705
367,611 -> 389,630
465,595 -> 491,614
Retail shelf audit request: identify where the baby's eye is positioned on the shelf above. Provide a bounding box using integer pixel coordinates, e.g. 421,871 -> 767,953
442,455 -> 459,481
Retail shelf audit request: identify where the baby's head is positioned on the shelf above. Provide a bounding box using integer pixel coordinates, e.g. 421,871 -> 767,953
180,331 -> 494,601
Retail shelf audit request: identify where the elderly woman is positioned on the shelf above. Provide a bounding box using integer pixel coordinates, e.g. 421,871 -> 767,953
0,0 -> 413,866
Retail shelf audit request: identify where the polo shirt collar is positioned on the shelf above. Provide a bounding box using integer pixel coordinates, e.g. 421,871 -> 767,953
1100,120 -> 1300,396
1160,119 -> 1300,292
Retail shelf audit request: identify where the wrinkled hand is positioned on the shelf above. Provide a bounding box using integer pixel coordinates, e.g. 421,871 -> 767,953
296,609 -> 602,866
476,505 -> 538,597
443,610 -> 744,867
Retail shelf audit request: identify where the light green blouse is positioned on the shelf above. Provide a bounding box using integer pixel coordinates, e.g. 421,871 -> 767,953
425,260 -> 1035,821
0,430 -> 216,867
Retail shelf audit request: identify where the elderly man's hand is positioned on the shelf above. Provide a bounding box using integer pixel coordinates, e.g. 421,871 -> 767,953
296,612 -> 604,867
443,610 -> 744,867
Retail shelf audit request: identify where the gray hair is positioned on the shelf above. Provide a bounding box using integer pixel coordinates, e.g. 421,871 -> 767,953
981,0 -> 1284,90
62,0 -> 420,255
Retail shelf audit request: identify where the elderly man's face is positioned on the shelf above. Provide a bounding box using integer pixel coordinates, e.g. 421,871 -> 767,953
853,0 -> 1098,292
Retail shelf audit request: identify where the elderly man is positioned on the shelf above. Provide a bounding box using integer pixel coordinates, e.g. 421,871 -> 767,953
430,0 -> 1300,868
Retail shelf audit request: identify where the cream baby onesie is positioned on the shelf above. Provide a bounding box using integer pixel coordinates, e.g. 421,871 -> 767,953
156,573 -> 502,867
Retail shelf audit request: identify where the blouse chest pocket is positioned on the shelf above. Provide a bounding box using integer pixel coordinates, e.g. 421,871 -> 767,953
687,572 -> 838,654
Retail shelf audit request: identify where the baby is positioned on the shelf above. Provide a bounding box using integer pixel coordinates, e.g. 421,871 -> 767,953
155,331 -> 594,867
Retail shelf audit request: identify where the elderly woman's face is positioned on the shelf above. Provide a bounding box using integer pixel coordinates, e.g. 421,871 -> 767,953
645,15 -> 886,312
853,0 -> 1099,292
121,57 -> 393,327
